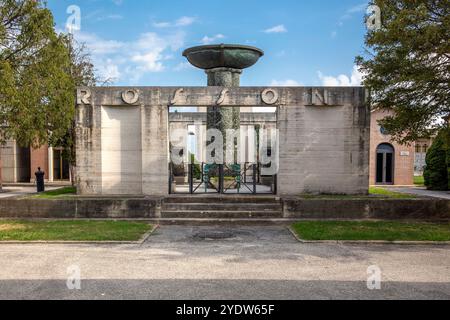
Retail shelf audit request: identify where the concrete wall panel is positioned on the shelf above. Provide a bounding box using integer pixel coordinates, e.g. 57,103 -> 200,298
101,106 -> 142,195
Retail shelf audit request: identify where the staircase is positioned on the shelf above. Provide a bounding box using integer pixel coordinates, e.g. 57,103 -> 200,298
161,196 -> 283,220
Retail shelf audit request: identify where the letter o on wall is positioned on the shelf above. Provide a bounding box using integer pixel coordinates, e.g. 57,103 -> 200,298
122,89 -> 139,104
261,88 -> 279,105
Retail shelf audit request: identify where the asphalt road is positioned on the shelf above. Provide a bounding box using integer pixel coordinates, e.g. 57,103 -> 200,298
384,186 -> 450,200
0,226 -> 449,300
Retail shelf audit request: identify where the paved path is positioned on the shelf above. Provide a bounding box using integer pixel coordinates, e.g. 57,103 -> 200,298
385,186 -> 450,200
0,226 -> 449,300
0,186 -> 61,199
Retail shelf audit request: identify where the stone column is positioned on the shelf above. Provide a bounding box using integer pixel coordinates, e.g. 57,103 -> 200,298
205,67 -> 241,163
48,147 -> 54,182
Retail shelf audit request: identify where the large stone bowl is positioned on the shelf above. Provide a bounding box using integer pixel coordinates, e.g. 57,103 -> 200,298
182,44 -> 264,70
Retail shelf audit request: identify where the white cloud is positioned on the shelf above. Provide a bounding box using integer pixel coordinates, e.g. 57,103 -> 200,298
275,50 -> 286,57
131,52 -> 164,72
173,62 -> 194,71
175,16 -> 196,27
270,79 -> 302,86
71,29 -> 185,84
75,32 -> 124,55
153,21 -> 171,28
318,65 -> 364,86
264,25 -> 287,34
98,14 -> 123,21
337,3 -> 368,27
347,3 -> 368,14
201,34 -> 225,44
153,16 -> 197,28
97,59 -> 121,81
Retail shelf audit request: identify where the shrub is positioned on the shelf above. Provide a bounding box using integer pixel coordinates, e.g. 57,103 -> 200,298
447,138 -> 450,190
424,129 -> 449,191
190,153 -> 202,180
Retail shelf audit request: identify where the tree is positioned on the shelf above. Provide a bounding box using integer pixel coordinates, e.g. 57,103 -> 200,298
356,0 -> 450,144
1,1 -> 98,187
0,0 -> 75,148
54,36 -> 97,185
424,128 -> 449,190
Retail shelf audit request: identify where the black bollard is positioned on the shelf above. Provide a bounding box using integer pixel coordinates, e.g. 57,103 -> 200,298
35,167 -> 45,193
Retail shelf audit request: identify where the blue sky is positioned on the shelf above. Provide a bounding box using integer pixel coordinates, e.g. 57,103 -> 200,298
47,0 -> 369,87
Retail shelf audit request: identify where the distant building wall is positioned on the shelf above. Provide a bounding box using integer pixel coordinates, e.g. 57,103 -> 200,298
30,146 -> 49,182
415,138 -> 434,175
369,109 -> 415,185
0,142 -> 70,184
1,140 -> 19,183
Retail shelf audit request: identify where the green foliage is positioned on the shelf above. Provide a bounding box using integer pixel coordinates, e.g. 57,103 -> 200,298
446,129 -> 450,190
369,187 -> 416,199
32,186 -> 77,199
1,1 -> 97,188
424,129 -> 449,190
414,175 -> 425,186
356,0 -> 450,144
0,0 -> 75,148
52,37 -> 97,170
190,153 -> 201,180
292,221 -> 450,241
0,220 -> 153,241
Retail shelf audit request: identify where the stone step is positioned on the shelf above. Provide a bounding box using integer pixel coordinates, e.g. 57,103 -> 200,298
164,196 -> 280,204
162,203 -> 282,212
161,210 -> 283,219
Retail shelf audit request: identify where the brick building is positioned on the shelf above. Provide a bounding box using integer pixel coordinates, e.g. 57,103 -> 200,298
369,109 -> 415,186
0,142 -> 70,184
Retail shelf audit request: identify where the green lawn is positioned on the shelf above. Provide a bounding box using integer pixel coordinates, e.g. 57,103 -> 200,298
0,220 -> 153,241
299,188 -> 416,199
32,187 -> 77,199
369,187 -> 416,199
292,221 -> 450,241
414,176 -> 425,186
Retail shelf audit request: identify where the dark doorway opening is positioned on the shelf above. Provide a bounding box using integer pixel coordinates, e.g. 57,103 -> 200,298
17,146 -> 31,182
53,148 -> 70,181
376,143 -> 395,185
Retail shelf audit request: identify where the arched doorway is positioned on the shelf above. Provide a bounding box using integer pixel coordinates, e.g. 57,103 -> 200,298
376,143 -> 395,185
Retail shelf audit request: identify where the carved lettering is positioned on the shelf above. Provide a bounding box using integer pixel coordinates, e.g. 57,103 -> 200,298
77,89 -> 91,105
170,88 -> 184,105
312,89 -> 327,106
261,88 -> 279,105
122,89 -> 139,104
216,89 -> 229,105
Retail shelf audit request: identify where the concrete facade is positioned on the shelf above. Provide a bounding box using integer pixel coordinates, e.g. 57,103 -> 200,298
75,86 -> 370,196
369,109 -> 415,186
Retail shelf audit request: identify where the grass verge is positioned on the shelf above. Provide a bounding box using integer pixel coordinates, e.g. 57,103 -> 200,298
369,187 -> 416,199
414,176 -> 425,186
299,188 -> 417,199
32,187 -> 77,199
0,220 -> 153,242
291,221 -> 450,241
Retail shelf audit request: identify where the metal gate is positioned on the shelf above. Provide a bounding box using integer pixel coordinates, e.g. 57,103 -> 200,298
169,162 -> 277,195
